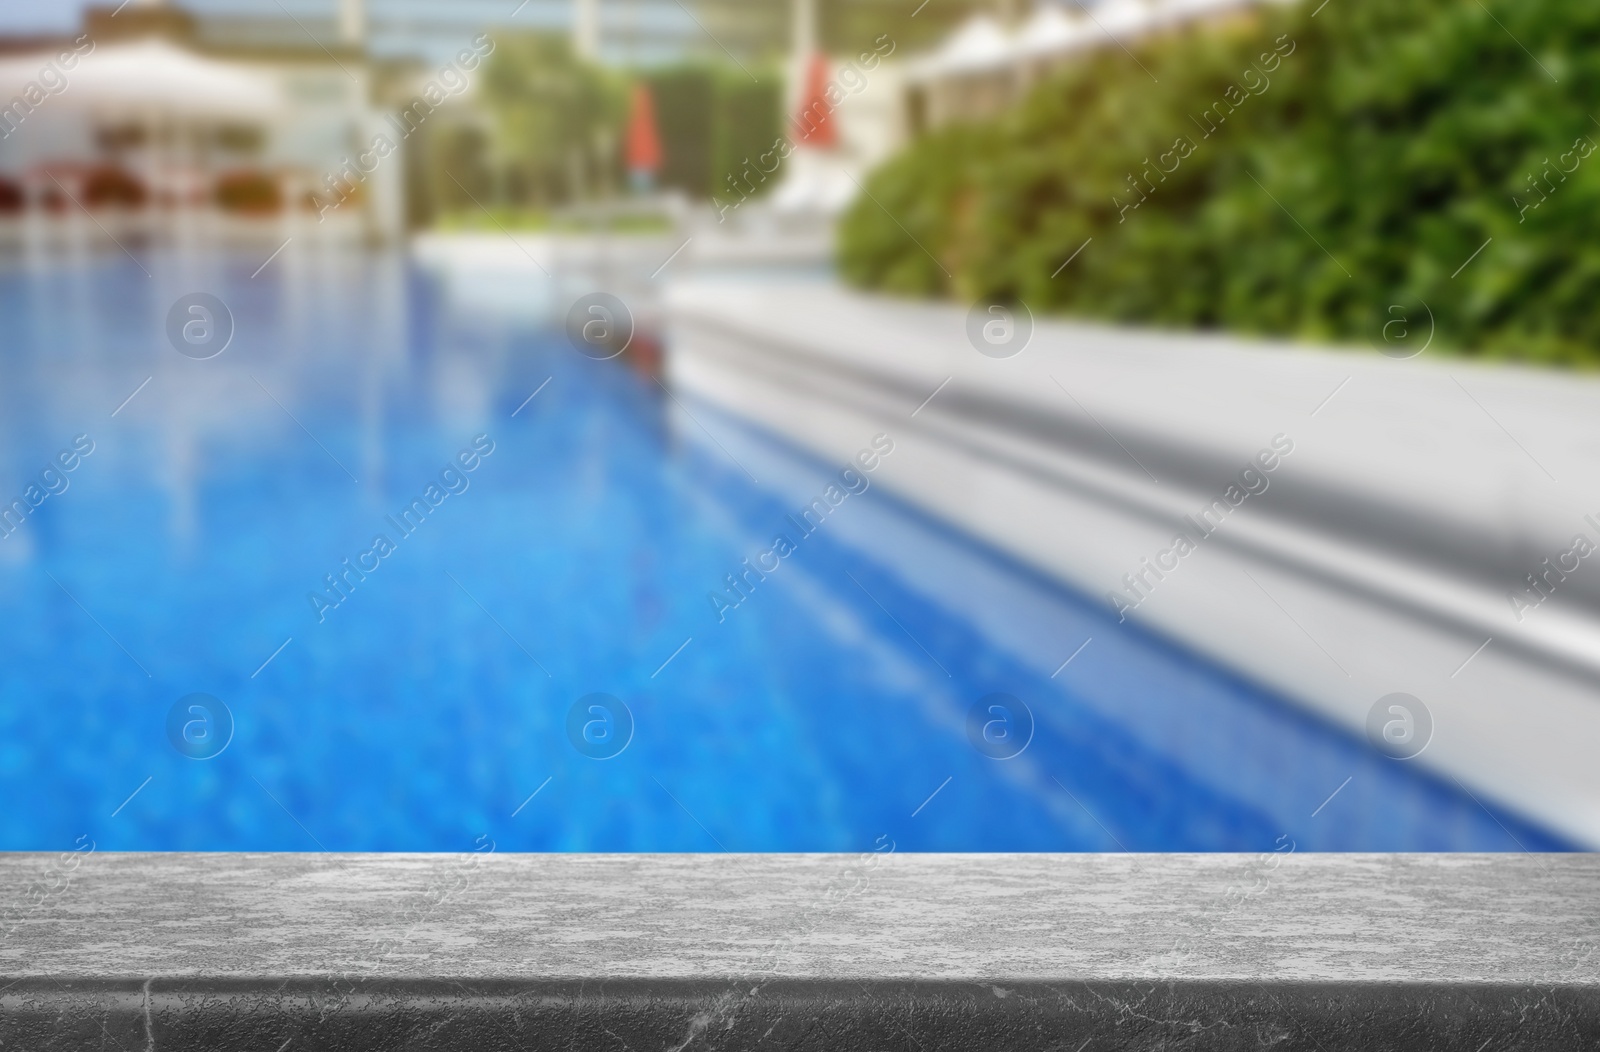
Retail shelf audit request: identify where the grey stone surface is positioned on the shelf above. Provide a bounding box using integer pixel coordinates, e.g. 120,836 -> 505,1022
0,851 -> 1592,982
2,852 -> 1598,1049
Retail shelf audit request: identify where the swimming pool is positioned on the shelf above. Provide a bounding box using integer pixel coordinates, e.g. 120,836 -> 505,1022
0,252 -> 1568,853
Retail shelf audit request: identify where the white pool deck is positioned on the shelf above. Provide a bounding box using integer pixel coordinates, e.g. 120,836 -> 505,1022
664,277 -> 1600,849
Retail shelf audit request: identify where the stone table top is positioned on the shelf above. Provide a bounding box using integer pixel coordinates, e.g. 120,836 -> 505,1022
3,852 -> 1596,1050
5,851 -> 1597,981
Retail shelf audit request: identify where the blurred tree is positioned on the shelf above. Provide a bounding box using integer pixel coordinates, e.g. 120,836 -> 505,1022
714,74 -> 784,193
478,32 -> 626,206
639,65 -> 782,199
646,67 -> 718,195
821,0 -> 995,54
476,33 -> 780,206
692,0 -> 989,61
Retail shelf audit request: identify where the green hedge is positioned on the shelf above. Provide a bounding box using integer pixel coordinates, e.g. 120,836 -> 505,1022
646,66 -> 782,199
838,0 -> 1600,365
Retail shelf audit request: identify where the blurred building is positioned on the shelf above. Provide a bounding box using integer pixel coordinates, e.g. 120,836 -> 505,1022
0,0 -> 415,252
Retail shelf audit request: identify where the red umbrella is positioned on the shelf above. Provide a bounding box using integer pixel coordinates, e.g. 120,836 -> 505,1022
626,81 -> 663,177
794,53 -> 839,148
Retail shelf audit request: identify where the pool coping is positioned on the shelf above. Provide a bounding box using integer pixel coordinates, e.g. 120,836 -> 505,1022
4,852 -> 1597,1049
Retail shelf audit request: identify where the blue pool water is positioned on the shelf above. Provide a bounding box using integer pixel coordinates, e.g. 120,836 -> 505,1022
0,254 -> 1569,853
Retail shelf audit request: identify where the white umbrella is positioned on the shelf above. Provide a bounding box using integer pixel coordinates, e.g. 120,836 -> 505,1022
0,38 -> 283,121
908,14 -> 1014,80
1015,4 -> 1093,59
1091,0 -> 1159,40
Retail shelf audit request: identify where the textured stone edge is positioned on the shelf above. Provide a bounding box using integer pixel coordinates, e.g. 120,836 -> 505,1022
5,977 -> 1599,1052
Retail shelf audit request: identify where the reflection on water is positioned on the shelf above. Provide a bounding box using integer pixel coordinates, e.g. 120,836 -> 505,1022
0,251 -> 1568,852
